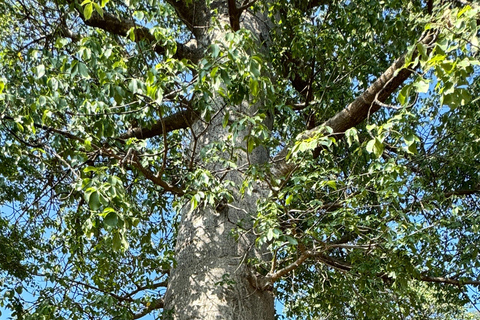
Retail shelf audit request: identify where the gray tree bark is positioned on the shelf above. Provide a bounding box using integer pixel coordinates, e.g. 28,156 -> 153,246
163,2 -> 276,319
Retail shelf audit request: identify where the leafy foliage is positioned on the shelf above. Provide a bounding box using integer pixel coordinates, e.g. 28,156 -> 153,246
0,0 -> 480,319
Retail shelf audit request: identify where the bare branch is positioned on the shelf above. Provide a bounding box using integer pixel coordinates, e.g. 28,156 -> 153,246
314,253 -> 352,273
131,153 -> 185,195
68,278 -> 167,319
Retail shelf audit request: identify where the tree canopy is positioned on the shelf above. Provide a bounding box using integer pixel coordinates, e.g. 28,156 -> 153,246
1,0 -> 480,319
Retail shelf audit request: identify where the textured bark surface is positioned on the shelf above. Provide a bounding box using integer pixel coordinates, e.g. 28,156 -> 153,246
164,113 -> 276,319
164,189 -> 275,320
163,3 -> 276,319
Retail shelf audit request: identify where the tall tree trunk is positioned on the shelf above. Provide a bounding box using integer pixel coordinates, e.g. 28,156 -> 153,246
164,3 -> 275,319
164,175 -> 275,319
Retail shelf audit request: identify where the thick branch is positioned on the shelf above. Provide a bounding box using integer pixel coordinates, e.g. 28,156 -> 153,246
118,109 -> 195,140
314,253 -> 352,272
4,109 -> 193,145
323,29 -> 437,133
164,0 -> 211,38
71,3 -> 203,62
273,29 -> 439,177
420,275 -> 480,286
133,298 -> 165,319
227,0 -> 241,31
444,187 -> 480,198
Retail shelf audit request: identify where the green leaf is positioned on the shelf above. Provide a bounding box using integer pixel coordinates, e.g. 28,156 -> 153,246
112,232 -> 122,251
249,59 -> 261,77
407,143 -> 417,154
404,134 -> 417,154
266,228 -> 282,241
326,180 -> 337,190
366,139 -> 375,153
285,194 -> 293,205
225,32 -> 234,42
84,3 -> 93,20
247,138 -> 255,153
443,89 -> 471,108
404,134 -> 415,146
93,2 -> 104,17
131,217 -> 140,227
38,96 -> 46,106
426,54 -> 447,69
249,78 -> 259,96
41,109 -> 51,123
103,48 -> 112,58
345,127 -> 358,147
457,5 -> 472,18
286,236 -> 298,245
129,79 -> 140,93
128,27 -> 136,41
15,116 -> 24,131
99,191 -> 109,206
33,64 -> 45,79
83,166 -> 102,173
211,44 -> 220,58
88,191 -> 101,211
48,77 -> 58,91
189,194 -> 199,213
413,79 -> 430,93
222,111 -> 229,128
471,36 -> 479,54
78,63 -> 89,78
397,84 -> 411,105
104,211 -> 118,227
211,66 -> 219,78
0,78 -> 5,94
416,42 -> 428,60
366,138 -> 384,158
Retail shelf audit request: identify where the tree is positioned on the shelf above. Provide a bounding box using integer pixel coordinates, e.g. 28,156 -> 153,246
0,0 -> 480,318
